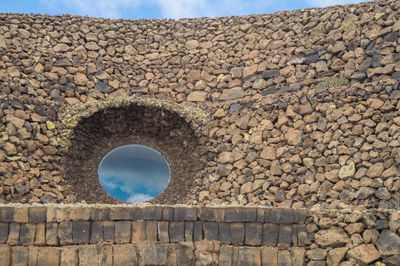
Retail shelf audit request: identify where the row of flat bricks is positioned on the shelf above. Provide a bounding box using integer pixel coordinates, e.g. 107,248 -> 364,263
0,243 -> 306,266
0,220 -> 309,247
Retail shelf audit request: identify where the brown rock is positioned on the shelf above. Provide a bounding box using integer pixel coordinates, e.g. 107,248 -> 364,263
220,87 -> 244,100
243,64 -> 258,76
186,40 -> 199,49
347,244 -> 380,265
315,227 -> 351,248
285,128 -> 302,146
187,91 -> 207,102
367,163 -> 384,178
370,98 -> 384,109
54,43 -> 70,52
74,73 -> 89,86
327,247 -> 348,266
260,147 -> 276,160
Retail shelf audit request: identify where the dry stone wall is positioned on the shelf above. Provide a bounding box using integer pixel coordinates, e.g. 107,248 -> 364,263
1,0 -> 400,208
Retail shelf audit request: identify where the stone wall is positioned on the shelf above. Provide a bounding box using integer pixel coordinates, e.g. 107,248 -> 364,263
1,0 -> 400,207
1,1 -> 400,264
0,205 -> 399,265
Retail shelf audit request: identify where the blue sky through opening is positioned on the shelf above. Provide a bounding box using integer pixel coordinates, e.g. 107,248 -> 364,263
1,0 -> 371,20
98,145 -> 170,203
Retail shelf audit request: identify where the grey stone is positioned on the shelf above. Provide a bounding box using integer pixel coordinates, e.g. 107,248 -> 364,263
72,221 -> 90,244
245,223 -> 262,246
377,230 -> 400,256
169,222 -> 185,243
263,223 -> 279,246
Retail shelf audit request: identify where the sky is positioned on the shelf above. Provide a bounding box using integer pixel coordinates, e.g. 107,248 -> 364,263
98,145 -> 170,203
1,0 -> 371,20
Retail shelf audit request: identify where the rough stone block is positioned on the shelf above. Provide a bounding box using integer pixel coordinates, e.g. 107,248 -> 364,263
90,207 -> 110,221
113,244 -> 138,265
0,246 -> 10,266
110,207 -> 131,220
34,223 -> 46,245
238,247 -> 261,266
139,242 -> 168,265
72,221 -> 90,244
98,244 -> 113,266
28,246 -> 39,266
0,207 -> 14,222
145,221 -> 158,241
261,247 -> 278,266
294,209 -> 308,223
278,250 -> 292,266
263,223 -> 279,246
199,207 -> 224,222
103,221 -> 115,242
176,242 -> 194,266
297,224 -> 309,246
231,223 -> 245,245
131,221 -> 145,243
291,247 -> 305,266
265,208 -> 295,224
130,207 -> 144,220
169,222 -> 185,242
257,208 -> 265,223
38,247 -> 60,266
158,221 -> 169,242
204,222 -> 219,241
143,206 -> 162,220
162,207 -> 174,220
0,222 -> 9,244
291,224 -> 298,246
60,246 -> 78,266
194,221 -> 203,242
278,224 -> 292,248
224,208 -> 241,222
19,223 -> 35,246
174,207 -> 197,221
11,246 -> 28,266
90,221 -> 103,244
28,207 -> 46,223
14,207 -> 28,223
245,223 -> 262,246
58,221 -> 72,245
219,223 -> 231,244
7,223 -> 20,245
115,221 -> 131,243
184,221 -> 193,242
78,245 -> 98,265
219,245 -> 233,266
46,222 -> 58,246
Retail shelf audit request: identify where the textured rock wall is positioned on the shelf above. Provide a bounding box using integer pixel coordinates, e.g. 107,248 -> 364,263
0,205 -> 400,265
1,1 -> 400,208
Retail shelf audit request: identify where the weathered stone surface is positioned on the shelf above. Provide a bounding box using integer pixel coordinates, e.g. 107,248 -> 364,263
113,245 -> 138,265
377,230 -> 400,256
315,227 -> 351,248
220,87 -> 244,100
347,244 -> 380,265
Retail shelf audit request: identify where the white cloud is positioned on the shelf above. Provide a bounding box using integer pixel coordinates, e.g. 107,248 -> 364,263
127,193 -> 154,202
42,0 -> 274,19
43,0 -> 142,18
306,0 -> 370,8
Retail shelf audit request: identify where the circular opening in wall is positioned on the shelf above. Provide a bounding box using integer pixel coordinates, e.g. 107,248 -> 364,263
97,144 -> 170,203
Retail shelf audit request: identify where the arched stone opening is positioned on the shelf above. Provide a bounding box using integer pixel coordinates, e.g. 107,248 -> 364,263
60,97 -> 209,204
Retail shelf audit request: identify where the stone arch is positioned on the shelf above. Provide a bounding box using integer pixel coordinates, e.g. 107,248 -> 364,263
59,96 -> 209,204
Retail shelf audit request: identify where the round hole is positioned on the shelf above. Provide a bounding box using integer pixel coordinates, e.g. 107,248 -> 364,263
98,144 -> 170,203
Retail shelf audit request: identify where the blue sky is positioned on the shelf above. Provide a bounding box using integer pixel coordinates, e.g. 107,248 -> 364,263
98,145 -> 170,203
1,0 -> 371,19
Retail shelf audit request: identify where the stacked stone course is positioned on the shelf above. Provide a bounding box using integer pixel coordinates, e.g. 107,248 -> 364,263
0,205 -> 400,265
